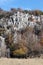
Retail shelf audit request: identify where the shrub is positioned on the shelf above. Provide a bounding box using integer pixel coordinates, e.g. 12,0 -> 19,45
40,38 -> 43,46
12,47 -> 27,55
11,46 -> 28,58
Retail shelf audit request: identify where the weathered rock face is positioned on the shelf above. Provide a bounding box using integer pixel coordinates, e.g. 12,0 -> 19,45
0,36 -> 6,57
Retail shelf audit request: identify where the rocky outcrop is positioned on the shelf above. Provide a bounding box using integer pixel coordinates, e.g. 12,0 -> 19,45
0,8 -> 43,58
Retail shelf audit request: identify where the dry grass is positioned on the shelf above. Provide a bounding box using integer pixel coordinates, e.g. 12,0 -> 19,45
0,58 -> 43,65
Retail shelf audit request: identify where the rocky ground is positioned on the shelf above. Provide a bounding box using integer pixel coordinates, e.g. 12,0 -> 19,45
0,58 -> 43,65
